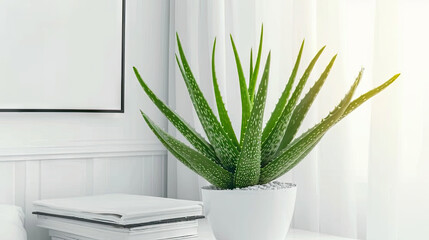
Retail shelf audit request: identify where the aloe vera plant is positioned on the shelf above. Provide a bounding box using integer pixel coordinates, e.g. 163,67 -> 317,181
134,27 -> 399,189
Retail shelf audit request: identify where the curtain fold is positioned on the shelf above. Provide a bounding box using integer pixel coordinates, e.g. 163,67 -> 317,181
167,0 -> 429,238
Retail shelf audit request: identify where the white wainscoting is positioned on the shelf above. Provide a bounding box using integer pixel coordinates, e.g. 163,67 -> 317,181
0,141 -> 167,240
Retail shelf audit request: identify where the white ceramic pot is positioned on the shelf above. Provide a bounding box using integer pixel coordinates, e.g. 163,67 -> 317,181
201,183 -> 297,240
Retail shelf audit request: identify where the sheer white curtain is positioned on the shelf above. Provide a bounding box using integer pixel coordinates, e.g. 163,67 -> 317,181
167,0 -> 429,239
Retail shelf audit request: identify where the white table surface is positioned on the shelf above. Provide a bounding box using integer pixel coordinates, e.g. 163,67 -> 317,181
197,219 -> 355,240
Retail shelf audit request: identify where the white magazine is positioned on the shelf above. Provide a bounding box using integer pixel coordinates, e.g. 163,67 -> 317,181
33,194 -> 203,225
37,215 -> 198,240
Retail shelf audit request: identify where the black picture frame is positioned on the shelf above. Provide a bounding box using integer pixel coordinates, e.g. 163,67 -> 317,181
0,0 -> 126,113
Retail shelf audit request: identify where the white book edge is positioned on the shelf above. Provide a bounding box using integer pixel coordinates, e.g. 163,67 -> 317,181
37,216 -> 198,240
50,230 -> 198,240
33,194 -> 203,225
34,207 -> 203,225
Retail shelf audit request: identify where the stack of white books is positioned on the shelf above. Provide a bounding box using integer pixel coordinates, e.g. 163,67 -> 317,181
33,194 -> 204,240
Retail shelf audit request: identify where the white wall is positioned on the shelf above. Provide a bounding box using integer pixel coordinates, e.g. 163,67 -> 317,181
0,1 -> 171,240
1,154 -> 167,240
0,0 -> 170,149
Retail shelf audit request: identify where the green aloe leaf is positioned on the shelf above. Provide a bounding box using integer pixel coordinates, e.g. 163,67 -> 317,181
249,48 -> 253,87
176,34 -> 239,172
275,73 -> 400,156
230,35 -> 252,145
274,54 -> 337,160
271,73 -> 400,173
339,73 -> 400,121
260,70 -> 363,184
261,46 -> 326,162
262,40 -> 305,141
133,67 -> 219,164
211,39 -> 240,148
141,111 -> 233,189
248,25 -> 264,104
234,53 -> 271,188
278,136 -> 323,180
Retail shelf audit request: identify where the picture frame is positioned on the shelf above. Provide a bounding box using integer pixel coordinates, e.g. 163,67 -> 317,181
0,0 -> 126,113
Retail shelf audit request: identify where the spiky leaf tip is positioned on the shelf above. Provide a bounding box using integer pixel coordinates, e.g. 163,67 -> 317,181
260,69 -> 363,184
211,39 -> 240,148
267,72 -> 400,178
248,25 -> 264,103
262,39 -> 305,141
176,34 -> 240,172
133,67 -> 219,164
261,46 -> 326,161
230,34 -> 252,145
141,111 -> 233,189
275,54 -> 338,157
